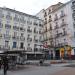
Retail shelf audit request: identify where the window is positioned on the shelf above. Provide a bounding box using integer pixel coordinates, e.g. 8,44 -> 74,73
6,30 -> 9,35
20,42 -> 24,48
21,33 -> 24,37
54,14 -> 58,21
5,24 -> 11,29
0,22 -> 3,28
28,44 -> 30,46
14,32 -> 17,36
50,24 -> 52,30
74,32 -> 75,38
5,41 -> 9,47
73,23 -> 75,28
61,10 -> 64,15
13,42 -> 17,48
49,15 -> 51,18
62,19 -> 64,22
74,49 -> 75,55
28,34 -> 30,37
0,9 -> 4,18
48,9 -> 51,15
44,12 -> 47,17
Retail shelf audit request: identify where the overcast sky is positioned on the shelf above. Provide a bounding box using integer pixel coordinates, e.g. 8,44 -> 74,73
0,0 -> 70,15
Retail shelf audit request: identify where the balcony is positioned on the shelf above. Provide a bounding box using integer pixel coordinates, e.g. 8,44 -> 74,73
60,14 -> 65,18
0,45 -> 3,50
44,12 -> 47,17
5,24 -> 11,29
19,47 -> 25,50
33,22 -> 38,26
48,18 -> 52,22
72,1 -> 75,10
27,21 -> 32,25
39,30 -> 42,34
20,36 -> 25,41
54,25 -> 59,29
3,46 -> 10,50
0,22 -> 3,28
4,34 -> 11,40
20,27 -> 25,32
34,48 -> 39,52
6,15 -> 12,20
27,38 -> 32,42
19,18 -> 26,23
39,24 -> 43,27
27,47 -> 32,52
12,46 -> 18,50
13,26 -> 19,31
43,29 -> 47,33
48,27 -> 52,31
0,33 -> 2,39
54,17 -> 58,21
49,37 -> 53,40
44,21 -> 47,25
61,22 -> 67,27
0,14 -> 4,18
72,13 -> 75,18
12,36 -> 19,40
39,39 -> 43,42
27,29 -> 32,32
62,32 -> 67,36
34,30 -> 38,34
0,45 -> 10,51
55,34 -> 60,38
43,38 -> 48,41
14,17 -> 19,22
34,39 -> 38,43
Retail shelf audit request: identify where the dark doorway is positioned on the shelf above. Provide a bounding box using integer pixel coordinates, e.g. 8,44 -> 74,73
55,50 -> 60,60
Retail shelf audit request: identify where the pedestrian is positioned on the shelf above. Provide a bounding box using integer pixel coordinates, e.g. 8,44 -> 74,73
3,56 -> 8,75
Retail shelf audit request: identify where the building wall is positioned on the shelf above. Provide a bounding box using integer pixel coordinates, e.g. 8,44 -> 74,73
0,7 -> 43,53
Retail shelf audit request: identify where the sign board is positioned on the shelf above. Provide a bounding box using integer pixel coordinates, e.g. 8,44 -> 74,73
43,42 -> 48,48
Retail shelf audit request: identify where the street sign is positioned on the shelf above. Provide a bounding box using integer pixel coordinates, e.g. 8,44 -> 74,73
43,42 -> 48,48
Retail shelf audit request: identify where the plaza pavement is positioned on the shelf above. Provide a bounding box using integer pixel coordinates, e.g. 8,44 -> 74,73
0,63 -> 70,75
51,68 -> 75,75
0,60 -> 75,75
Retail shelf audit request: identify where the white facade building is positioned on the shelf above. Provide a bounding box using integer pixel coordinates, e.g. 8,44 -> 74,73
0,7 -> 44,59
37,0 -> 75,59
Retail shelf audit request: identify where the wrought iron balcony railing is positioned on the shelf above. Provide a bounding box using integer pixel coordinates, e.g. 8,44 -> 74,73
20,36 -> 25,41
4,34 -> 11,40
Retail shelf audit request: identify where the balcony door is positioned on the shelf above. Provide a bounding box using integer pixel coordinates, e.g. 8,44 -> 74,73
20,42 -> 24,49
13,42 -> 17,48
5,41 -> 9,47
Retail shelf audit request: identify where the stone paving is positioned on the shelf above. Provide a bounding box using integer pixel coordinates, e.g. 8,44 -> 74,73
0,60 -> 75,75
0,63 -> 69,75
51,68 -> 75,75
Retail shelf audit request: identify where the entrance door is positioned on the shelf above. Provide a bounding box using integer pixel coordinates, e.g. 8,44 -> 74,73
55,50 -> 60,60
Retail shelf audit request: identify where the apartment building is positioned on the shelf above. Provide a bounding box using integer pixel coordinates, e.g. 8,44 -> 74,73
0,7 -> 44,60
37,0 -> 75,59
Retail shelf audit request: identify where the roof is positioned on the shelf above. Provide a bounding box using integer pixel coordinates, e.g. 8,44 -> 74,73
0,7 -> 43,21
51,0 -> 72,13
46,2 -> 63,11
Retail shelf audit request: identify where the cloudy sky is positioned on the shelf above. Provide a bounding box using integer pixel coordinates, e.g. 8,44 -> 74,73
0,0 -> 70,15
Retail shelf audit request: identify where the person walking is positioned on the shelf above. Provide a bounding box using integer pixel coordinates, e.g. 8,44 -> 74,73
3,56 -> 8,75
